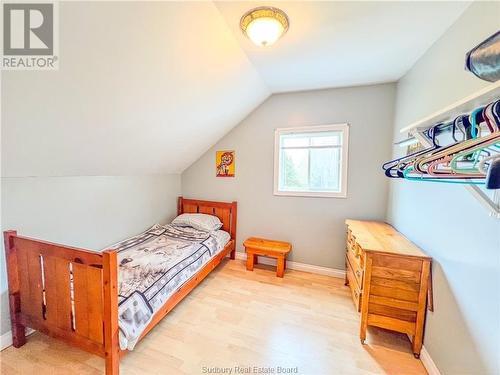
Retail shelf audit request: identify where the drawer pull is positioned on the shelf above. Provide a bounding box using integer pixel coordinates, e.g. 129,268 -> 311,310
354,290 -> 359,299
356,270 -> 361,278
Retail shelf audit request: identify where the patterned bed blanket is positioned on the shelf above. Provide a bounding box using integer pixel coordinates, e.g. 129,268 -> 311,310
112,224 -> 227,350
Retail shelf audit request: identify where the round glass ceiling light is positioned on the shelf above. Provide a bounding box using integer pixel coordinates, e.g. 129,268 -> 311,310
240,7 -> 289,47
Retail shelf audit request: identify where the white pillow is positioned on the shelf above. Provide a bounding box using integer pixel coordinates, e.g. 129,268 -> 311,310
171,213 -> 222,232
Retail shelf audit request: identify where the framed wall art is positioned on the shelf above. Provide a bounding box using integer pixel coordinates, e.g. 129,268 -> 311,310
216,150 -> 235,177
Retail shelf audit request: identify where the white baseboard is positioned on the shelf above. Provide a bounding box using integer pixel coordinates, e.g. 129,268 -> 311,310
234,252 -> 345,279
0,328 -> 35,351
420,345 -> 441,375
0,330 -> 14,351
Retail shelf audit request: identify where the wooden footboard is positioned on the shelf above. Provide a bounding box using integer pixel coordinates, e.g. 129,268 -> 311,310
3,231 -> 119,373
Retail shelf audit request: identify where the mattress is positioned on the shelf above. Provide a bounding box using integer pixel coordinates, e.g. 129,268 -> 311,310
110,223 -> 230,350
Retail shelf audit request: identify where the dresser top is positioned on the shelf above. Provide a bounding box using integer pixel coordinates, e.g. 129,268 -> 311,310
345,220 -> 430,259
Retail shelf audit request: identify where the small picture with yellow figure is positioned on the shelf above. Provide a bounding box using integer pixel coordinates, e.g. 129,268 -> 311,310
216,150 -> 235,177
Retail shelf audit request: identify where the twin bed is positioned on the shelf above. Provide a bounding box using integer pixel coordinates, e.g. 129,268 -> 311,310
4,197 -> 237,374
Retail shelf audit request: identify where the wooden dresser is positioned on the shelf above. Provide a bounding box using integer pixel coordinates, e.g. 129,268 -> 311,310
345,219 -> 432,358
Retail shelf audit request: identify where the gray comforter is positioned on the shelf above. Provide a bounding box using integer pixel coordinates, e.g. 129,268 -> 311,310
112,224 -> 225,350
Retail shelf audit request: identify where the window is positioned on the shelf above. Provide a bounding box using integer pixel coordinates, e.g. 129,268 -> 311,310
274,124 -> 349,198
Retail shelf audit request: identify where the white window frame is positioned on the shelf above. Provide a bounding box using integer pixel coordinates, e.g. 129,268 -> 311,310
273,124 -> 349,198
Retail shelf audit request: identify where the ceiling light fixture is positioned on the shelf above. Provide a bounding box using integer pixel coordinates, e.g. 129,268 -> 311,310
240,7 -> 289,47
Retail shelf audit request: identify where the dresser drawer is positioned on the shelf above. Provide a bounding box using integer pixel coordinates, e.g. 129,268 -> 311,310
347,239 -> 360,258
347,240 -> 363,267
347,228 -> 354,245
346,250 -> 363,287
346,261 -> 362,312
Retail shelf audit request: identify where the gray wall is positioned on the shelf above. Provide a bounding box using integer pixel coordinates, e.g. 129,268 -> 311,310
387,2 -> 500,374
182,83 -> 396,268
0,175 -> 181,335
1,3 -> 189,338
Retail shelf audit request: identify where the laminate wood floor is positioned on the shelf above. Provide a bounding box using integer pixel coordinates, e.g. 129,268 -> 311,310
0,259 -> 427,375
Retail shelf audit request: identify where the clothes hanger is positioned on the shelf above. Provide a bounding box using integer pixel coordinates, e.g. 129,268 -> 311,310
451,116 -> 467,142
391,118 -> 471,178
429,139 -> 497,178
402,165 -> 486,184
382,98 -> 499,183
482,100 -> 500,132
430,135 -> 498,174
482,103 -> 496,132
449,137 -> 500,175
411,117 -> 477,174
413,129 -> 499,175
470,107 -> 484,138
447,104 -> 500,174
383,127 -> 441,178
383,125 -> 440,168
416,125 -> 499,178
444,101 -> 500,175
426,155 -> 484,178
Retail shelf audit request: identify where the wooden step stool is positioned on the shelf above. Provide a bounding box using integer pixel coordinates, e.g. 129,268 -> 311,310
243,237 -> 292,278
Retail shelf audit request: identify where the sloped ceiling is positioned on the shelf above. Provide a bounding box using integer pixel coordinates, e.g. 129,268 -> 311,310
1,2 -> 270,177
1,1 -> 470,177
216,1 -> 471,92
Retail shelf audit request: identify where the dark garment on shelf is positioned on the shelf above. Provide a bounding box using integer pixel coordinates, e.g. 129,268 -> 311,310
486,158 -> 500,189
465,31 -> 500,82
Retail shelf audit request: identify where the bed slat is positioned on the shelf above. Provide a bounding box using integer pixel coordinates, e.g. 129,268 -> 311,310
44,256 -> 72,331
73,264 -> 104,343
87,267 -> 104,343
214,208 -> 230,233
27,251 -> 44,323
17,247 -> 44,323
184,203 -> 198,213
199,206 -> 215,215
43,255 -> 57,327
73,263 -> 89,337
16,247 -> 30,316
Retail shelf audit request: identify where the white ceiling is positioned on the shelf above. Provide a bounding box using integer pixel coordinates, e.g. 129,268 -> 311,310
216,1 -> 471,92
2,1 -> 470,177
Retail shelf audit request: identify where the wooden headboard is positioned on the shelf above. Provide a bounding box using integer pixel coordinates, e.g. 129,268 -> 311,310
177,197 -> 237,241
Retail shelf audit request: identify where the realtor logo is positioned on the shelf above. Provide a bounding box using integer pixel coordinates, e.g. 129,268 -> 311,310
2,2 -> 59,69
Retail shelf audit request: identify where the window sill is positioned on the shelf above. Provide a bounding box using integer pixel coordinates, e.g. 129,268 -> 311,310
273,190 -> 347,198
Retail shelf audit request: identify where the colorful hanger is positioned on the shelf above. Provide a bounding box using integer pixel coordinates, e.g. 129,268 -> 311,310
383,97 -> 500,186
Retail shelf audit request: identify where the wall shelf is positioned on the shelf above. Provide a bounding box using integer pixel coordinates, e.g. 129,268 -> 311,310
401,82 -> 500,219
400,81 -> 500,134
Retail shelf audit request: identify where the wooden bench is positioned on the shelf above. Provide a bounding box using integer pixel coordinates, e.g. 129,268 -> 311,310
243,237 -> 292,278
